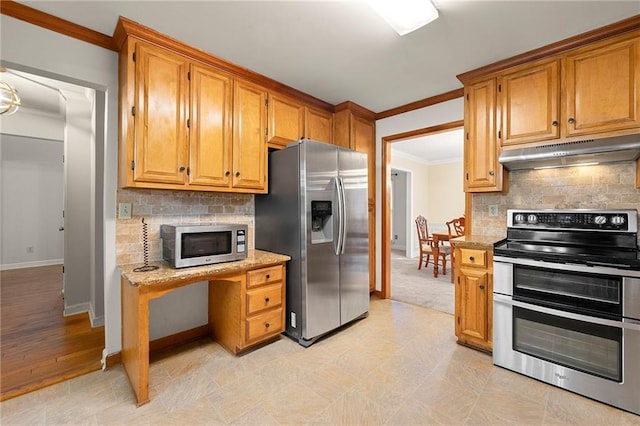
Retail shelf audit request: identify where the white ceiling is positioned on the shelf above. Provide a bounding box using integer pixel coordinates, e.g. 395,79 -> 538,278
392,128 -> 464,165
5,1 -> 639,162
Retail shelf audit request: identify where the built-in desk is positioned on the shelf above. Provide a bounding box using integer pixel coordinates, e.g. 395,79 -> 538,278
119,249 -> 290,406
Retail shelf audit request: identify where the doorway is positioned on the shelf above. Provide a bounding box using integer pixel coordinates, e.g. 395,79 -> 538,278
381,120 -> 469,301
0,67 -> 105,400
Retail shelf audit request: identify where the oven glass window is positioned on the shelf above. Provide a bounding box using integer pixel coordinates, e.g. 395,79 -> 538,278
513,265 -> 622,319
182,231 -> 232,258
514,265 -> 620,303
513,306 -> 622,382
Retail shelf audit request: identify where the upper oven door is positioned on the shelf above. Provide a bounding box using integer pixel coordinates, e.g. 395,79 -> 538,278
494,257 -> 640,320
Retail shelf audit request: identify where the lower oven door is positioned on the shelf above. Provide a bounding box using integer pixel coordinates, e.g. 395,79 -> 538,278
493,294 -> 640,415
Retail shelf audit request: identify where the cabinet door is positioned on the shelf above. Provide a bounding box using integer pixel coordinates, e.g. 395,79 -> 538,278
233,80 -> 267,190
267,93 -> 304,148
189,64 -> 233,187
351,116 -> 376,292
456,266 -> 490,348
464,78 -> 502,192
305,107 -> 333,144
565,37 -> 640,136
134,42 -> 189,185
500,59 -> 560,145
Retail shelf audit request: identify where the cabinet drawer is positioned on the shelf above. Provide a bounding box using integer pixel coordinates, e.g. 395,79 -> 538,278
245,308 -> 283,343
460,249 -> 487,267
247,265 -> 283,288
246,284 -> 283,315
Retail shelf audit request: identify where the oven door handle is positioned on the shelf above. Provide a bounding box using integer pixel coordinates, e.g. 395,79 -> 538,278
493,256 -> 640,278
493,294 -> 640,331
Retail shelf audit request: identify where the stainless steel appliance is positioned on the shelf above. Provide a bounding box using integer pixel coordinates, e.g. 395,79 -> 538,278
255,139 -> 369,346
493,209 -> 640,415
160,223 -> 247,268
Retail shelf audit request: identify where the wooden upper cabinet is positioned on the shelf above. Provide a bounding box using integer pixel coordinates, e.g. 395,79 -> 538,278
267,93 -> 304,148
565,36 -> 640,137
499,59 -> 560,146
189,64 -> 233,188
233,80 -> 268,191
465,78 -> 502,192
133,42 -> 189,185
305,107 -> 333,144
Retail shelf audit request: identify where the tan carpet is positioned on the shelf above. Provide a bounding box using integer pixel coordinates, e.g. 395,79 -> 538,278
390,250 -> 454,315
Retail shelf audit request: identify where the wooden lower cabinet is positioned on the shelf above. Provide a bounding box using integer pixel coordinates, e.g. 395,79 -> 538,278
454,246 -> 493,352
209,265 -> 285,354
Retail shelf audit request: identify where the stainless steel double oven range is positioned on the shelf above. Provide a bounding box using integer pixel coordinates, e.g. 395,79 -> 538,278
493,209 -> 640,416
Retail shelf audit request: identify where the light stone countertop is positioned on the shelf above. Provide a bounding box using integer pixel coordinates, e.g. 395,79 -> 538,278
450,235 -> 504,250
120,249 -> 291,287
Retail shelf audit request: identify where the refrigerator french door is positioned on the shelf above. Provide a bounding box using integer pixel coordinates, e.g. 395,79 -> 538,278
255,139 -> 369,346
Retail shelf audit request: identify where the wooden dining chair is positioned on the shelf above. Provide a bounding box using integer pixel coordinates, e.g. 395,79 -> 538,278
415,215 -> 450,274
446,216 -> 466,282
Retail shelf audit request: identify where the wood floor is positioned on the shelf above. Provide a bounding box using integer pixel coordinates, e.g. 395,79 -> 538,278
1,265 -> 105,401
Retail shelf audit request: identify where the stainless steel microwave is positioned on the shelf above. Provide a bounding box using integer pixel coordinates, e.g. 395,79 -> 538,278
160,223 -> 247,268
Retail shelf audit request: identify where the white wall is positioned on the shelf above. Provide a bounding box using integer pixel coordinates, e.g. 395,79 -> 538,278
62,90 -> 94,317
376,98 -> 464,290
390,170 -> 408,251
1,15 -> 120,358
1,134 -> 64,268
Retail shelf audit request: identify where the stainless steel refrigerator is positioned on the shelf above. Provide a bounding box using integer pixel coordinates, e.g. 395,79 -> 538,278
255,139 -> 369,346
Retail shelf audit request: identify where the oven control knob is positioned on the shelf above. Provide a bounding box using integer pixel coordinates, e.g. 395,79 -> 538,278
514,214 -> 525,223
527,214 -> 538,224
611,215 -> 625,226
594,215 -> 607,225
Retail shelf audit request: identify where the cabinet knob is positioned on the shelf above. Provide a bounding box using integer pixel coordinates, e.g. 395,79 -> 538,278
568,117 -> 576,124
469,256 -> 475,261
265,297 -> 270,303
225,171 -> 230,176
266,274 -> 270,279
552,120 -> 559,127
488,171 -> 494,176
479,285 -> 485,290
179,166 -> 186,172
265,322 -> 270,328
235,172 -> 240,177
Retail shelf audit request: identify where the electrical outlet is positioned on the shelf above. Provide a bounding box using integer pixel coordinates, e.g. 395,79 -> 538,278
394,234 -> 398,240
488,204 -> 498,217
118,202 -> 132,219
26,246 -> 34,254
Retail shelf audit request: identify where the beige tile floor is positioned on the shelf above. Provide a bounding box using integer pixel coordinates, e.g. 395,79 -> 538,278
1,298 -> 638,425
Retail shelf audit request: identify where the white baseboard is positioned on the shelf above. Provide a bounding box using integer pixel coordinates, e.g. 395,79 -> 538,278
0,259 -> 63,271
64,302 -> 90,317
89,304 -> 104,328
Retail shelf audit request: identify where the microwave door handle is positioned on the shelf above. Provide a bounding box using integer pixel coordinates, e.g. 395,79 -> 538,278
334,177 -> 343,256
339,177 -> 347,255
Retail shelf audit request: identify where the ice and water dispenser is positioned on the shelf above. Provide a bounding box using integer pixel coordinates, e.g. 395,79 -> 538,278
311,200 -> 333,243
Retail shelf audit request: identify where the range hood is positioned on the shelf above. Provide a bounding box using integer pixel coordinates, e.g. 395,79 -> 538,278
499,134 -> 640,170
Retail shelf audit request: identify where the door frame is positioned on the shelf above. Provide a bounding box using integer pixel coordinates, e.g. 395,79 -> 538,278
380,120 -> 469,299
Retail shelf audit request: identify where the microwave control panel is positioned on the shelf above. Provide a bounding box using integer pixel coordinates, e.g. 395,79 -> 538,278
236,229 -> 246,253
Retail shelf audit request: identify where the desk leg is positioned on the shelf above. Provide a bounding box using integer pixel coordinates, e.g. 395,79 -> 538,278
121,278 -> 150,406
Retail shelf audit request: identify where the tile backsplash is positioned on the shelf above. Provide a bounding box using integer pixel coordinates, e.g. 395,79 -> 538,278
472,162 -> 640,244
116,189 -> 254,265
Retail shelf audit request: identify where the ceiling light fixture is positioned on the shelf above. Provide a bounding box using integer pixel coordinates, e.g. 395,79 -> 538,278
369,0 -> 439,36
0,68 -> 21,115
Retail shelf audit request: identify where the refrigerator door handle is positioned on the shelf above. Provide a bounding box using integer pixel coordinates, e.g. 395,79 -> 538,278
339,177 -> 347,255
334,177 -> 343,256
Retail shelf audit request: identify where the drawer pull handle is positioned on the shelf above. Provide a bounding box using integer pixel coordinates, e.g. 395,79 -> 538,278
265,322 -> 270,328
265,297 -> 270,303
266,274 -> 270,279
469,256 -> 475,261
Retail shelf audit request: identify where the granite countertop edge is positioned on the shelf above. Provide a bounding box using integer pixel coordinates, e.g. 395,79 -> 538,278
119,249 -> 291,287
451,235 -> 504,249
